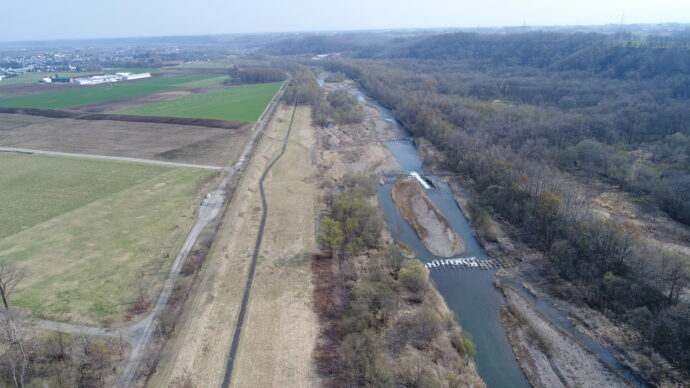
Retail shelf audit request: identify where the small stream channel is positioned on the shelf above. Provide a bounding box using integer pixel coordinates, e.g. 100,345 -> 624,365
332,81 -> 647,388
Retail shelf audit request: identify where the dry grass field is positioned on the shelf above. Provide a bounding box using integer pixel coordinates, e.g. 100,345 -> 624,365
149,104 -> 321,387
230,105 -> 320,387
0,114 -> 252,166
0,153 -> 217,326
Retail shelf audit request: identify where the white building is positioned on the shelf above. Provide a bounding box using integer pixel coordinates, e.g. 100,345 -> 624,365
73,72 -> 150,86
124,72 -> 151,81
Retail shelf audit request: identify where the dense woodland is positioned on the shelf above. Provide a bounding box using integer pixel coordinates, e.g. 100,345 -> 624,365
228,66 -> 286,84
282,30 -> 690,379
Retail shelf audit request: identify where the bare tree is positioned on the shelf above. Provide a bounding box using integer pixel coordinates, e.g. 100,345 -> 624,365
0,260 -> 29,387
0,260 -> 25,311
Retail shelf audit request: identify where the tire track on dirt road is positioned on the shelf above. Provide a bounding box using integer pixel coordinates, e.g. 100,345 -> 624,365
220,105 -> 297,388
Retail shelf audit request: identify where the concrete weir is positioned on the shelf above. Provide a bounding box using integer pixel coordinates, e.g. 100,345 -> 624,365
424,257 -> 507,271
410,171 -> 432,189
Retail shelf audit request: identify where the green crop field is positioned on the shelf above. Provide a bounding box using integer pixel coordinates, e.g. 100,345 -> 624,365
173,75 -> 227,88
103,67 -> 161,74
0,74 -> 219,109
174,62 -> 229,69
116,82 -> 283,122
0,153 -> 214,325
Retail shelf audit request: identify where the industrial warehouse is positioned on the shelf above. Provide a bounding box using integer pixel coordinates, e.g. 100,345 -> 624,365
40,71 -> 151,85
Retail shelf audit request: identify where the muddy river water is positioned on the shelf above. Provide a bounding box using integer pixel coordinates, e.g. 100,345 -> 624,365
334,82 -> 646,388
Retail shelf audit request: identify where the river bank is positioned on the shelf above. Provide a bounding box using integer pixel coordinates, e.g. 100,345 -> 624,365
501,286 -> 630,388
415,135 -> 682,387
313,78 -> 485,386
328,79 -> 531,387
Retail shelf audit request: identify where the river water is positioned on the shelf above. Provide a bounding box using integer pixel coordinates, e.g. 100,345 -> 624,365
339,84 -> 646,388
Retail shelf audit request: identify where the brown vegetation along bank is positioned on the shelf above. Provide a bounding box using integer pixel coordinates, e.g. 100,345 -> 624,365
392,179 -> 465,257
313,181 -> 484,387
309,72 -> 483,386
501,286 -> 631,388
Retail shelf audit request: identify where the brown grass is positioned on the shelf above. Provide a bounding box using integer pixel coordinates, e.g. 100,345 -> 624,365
229,105 -> 321,387
147,105 -> 321,388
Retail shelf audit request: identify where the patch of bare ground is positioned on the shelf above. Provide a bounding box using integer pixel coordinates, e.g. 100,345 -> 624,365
66,86 -> 229,113
0,113 -> 56,130
502,287 -> 631,388
0,114 -> 251,166
147,105 -> 321,388
317,97 -> 401,181
592,188 -> 690,259
392,179 -> 465,257
66,90 -> 198,113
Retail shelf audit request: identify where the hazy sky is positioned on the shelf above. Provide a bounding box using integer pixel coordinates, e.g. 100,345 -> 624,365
2,0 -> 689,42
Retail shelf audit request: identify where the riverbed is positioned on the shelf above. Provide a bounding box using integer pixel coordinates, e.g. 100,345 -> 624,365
339,82 -> 646,388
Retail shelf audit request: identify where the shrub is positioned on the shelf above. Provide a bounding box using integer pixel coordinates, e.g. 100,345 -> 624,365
399,262 -> 429,302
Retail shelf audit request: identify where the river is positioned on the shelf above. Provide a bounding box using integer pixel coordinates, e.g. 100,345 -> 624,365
338,83 -> 647,388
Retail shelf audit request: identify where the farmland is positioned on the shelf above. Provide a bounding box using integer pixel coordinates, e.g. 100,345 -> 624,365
0,152 -> 216,325
0,74 -> 220,109
116,82 -> 283,122
175,62 -> 229,69
0,113 -> 252,165
103,67 -> 161,74
0,71 -> 87,86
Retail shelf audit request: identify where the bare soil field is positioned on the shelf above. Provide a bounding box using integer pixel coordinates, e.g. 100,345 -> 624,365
148,105 -> 321,388
0,114 -> 251,166
67,89 -> 198,113
0,113 -> 54,130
